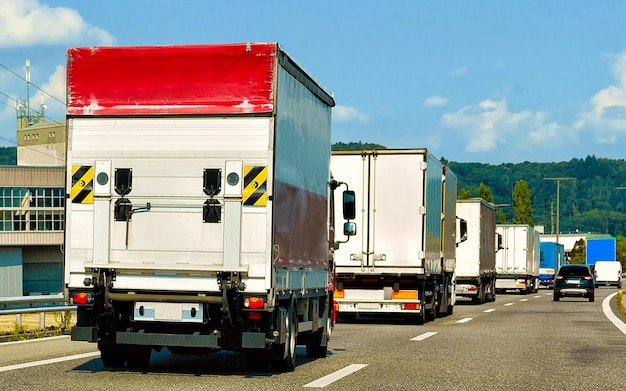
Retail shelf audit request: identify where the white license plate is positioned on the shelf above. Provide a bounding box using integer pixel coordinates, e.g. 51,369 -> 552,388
566,279 -> 580,284
357,303 -> 380,310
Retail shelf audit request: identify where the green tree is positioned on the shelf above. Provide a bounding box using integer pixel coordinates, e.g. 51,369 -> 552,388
497,209 -> 507,224
477,183 -> 494,202
512,179 -> 534,226
458,188 -> 471,199
569,239 -> 586,264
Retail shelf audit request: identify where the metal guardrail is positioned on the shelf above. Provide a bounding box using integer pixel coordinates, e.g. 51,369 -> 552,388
0,294 -> 76,331
0,293 -> 66,311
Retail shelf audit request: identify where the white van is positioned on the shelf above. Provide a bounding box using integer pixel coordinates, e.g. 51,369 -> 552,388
593,261 -> 623,288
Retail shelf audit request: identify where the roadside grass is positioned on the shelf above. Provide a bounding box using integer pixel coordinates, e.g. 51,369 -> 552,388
617,289 -> 626,315
0,311 -> 75,342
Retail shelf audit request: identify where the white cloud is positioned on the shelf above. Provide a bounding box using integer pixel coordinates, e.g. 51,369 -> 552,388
441,98 -> 566,153
451,67 -> 468,77
0,0 -> 115,47
573,52 -> 626,144
333,105 -> 369,123
424,96 -> 449,107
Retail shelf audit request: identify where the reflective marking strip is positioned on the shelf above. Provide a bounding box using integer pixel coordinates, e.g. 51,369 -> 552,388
456,317 -> 473,323
304,364 -> 368,388
243,166 -> 267,206
71,165 -> 94,204
410,331 -> 437,341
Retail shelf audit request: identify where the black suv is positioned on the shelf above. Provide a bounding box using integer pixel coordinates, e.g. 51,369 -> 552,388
553,264 -> 595,302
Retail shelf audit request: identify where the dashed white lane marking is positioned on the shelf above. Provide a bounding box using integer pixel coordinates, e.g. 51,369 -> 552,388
456,318 -> 473,323
0,352 -> 100,373
483,308 -> 496,313
602,292 -> 626,335
304,363 -> 368,388
410,332 -> 438,341
520,299 -> 529,302
504,303 -> 514,306
533,295 -> 542,298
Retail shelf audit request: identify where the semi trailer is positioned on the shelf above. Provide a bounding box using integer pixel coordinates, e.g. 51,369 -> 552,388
329,149 -> 465,324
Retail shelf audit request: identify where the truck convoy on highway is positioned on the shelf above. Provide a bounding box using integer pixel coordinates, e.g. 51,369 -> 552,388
454,198 -> 499,304
495,224 -> 540,294
538,241 -> 565,288
328,149 -> 466,324
63,43 -> 356,371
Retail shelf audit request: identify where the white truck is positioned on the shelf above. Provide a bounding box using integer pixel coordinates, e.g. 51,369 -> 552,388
495,224 -> 540,294
64,43 -> 356,371
329,149 -> 465,324
593,261 -> 622,288
455,198 -> 499,304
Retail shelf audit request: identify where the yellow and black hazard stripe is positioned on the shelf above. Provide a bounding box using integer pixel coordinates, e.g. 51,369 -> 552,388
243,166 -> 267,206
71,165 -> 94,204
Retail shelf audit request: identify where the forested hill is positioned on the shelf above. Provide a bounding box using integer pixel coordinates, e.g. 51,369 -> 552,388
0,147 -> 16,165
447,156 -> 626,236
4,142 -> 626,236
331,143 -> 626,237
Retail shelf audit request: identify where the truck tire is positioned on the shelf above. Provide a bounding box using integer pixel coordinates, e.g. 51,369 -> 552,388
306,305 -> 329,358
273,310 -> 298,372
126,347 -> 151,369
100,349 -> 126,368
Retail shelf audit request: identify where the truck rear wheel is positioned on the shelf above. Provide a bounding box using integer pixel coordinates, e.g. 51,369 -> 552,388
126,347 -> 151,369
100,350 -> 126,368
273,310 -> 298,372
306,303 -> 331,358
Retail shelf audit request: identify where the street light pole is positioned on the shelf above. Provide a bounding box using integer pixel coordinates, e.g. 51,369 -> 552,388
544,177 -> 575,246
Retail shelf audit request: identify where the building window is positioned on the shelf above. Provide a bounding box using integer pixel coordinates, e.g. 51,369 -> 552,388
0,187 -> 65,232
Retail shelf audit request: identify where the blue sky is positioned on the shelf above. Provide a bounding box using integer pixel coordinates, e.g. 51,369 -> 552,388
3,1 -> 626,163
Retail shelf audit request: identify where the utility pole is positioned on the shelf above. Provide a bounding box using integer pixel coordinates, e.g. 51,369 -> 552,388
544,177 -> 575,246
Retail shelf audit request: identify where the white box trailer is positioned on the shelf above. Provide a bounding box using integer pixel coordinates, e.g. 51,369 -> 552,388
64,43 -> 355,371
593,261 -> 622,288
495,224 -> 540,294
455,199 -> 498,304
329,149 -> 461,324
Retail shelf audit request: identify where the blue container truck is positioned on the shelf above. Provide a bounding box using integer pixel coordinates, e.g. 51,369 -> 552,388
539,242 -> 564,288
585,237 -> 616,266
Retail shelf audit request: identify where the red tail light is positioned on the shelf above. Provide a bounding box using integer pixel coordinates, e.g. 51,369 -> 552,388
248,312 -> 262,320
583,275 -> 593,280
468,285 -> 477,291
72,292 -> 92,305
555,274 -> 564,280
244,297 -> 265,309
402,303 -> 418,310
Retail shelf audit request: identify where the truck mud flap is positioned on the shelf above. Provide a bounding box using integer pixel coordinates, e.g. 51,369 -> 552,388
71,326 -> 98,342
116,331 -> 218,348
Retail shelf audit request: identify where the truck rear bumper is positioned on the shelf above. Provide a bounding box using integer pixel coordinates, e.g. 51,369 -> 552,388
114,331 -> 269,349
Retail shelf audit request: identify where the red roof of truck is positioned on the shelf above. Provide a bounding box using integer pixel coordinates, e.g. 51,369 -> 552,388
67,43 -> 278,116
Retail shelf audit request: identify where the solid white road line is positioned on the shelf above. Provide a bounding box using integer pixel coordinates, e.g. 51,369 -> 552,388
0,351 -> 100,372
304,363 -> 368,388
602,292 -> 626,335
410,331 -> 438,341
483,308 -> 496,313
456,318 -> 472,323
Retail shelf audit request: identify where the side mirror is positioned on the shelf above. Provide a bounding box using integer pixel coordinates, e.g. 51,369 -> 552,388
344,221 -> 357,236
343,190 -> 356,220
496,233 -> 503,251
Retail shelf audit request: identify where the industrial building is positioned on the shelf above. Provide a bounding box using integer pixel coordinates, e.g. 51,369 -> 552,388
0,106 -> 65,297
